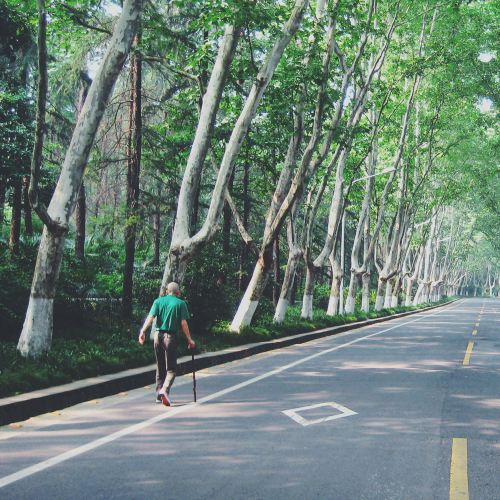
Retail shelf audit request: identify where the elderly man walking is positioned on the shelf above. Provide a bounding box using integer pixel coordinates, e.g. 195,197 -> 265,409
138,282 -> 195,406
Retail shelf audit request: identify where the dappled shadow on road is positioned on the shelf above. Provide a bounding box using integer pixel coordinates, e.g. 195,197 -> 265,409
336,359 -> 453,373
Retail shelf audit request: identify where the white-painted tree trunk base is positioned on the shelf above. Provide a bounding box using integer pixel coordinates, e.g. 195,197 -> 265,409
405,295 -> 412,306
339,294 -> 344,315
344,296 -> 356,315
17,297 -> 54,357
273,298 -> 288,323
301,295 -> 313,319
391,296 -> 398,308
374,295 -> 384,311
230,259 -> 271,332
230,298 -> 259,332
361,295 -> 370,312
326,296 -> 339,316
413,283 -> 425,306
383,283 -> 392,309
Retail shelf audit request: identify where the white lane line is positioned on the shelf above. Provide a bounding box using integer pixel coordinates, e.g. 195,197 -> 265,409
0,300 -> 465,489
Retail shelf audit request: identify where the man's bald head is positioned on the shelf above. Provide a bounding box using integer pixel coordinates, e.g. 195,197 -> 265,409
166,282 -> 180,295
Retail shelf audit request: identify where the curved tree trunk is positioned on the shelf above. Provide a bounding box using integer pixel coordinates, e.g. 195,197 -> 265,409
18,0 -> 147,357
300,0 -> 396,316
231,6 -> 339,330
164,2 -> 308,297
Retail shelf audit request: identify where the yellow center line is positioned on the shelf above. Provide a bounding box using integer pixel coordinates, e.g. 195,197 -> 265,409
475,323 -> 479,327
472,330 -> 477,336
450,438 -> 469,500
463,342 -> 474,365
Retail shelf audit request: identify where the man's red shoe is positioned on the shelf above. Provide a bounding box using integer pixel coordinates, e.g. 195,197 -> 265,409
158,389 -> 170,406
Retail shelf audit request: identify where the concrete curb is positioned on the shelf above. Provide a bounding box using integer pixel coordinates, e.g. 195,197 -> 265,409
0,299 -> 457,426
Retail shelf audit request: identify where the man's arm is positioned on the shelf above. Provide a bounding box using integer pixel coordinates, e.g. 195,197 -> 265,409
138,314 -> 154,345
181,319 -> 195,348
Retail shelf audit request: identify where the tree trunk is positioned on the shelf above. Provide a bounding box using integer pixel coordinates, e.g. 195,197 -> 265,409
392,276 -> 403,307
153,211 -> 161,266
17,227 -> 66,354
274,213 -> 302,323
345,270 -> 360,314
160,24 -> 243,291
75,182 -> 86,260
273,237 -> 280,306
327,251 -> 342,316
405,278 -> 413,306
164,3 -> 309,323
274,250 -> 300,322
230,6 -> 343,331
413,217 -> 437,306
18,0 -> 147,357
9,178 -> 22,257
239,159 -> 250,291
122,37 -> 142,318
374,279 -> 387,311
219,170 -> 234,285
171,24 -> 241,249
383,278 -> 393,309
0,178 -> 5,227
361,271 -> 371,312
23,177 -> 33,237
230,249 -> 274,330
299,1 -> 395,313
301,265 -> 317,319
74,73 -> 91,261
344,132 -> 377,316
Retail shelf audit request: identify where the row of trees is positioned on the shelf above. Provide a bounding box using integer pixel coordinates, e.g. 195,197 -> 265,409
1,0 -> 499,357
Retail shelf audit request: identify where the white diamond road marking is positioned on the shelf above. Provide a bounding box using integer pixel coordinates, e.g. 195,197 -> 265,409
282,402 -> 357,427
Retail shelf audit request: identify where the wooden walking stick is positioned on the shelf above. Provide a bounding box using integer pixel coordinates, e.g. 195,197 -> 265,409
190,347 -> 197,402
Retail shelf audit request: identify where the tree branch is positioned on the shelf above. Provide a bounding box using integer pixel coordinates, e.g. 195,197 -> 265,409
209,148 -> 259,257
61,3 -> 113,36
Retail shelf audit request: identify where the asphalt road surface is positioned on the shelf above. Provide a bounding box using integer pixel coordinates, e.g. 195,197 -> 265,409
1,298 -> 499,500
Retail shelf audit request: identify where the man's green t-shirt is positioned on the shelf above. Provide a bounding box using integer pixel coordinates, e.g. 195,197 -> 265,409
149,295 -> 190,332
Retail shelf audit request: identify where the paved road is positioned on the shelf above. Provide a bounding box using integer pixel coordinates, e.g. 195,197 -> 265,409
1,298 -> 499,499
